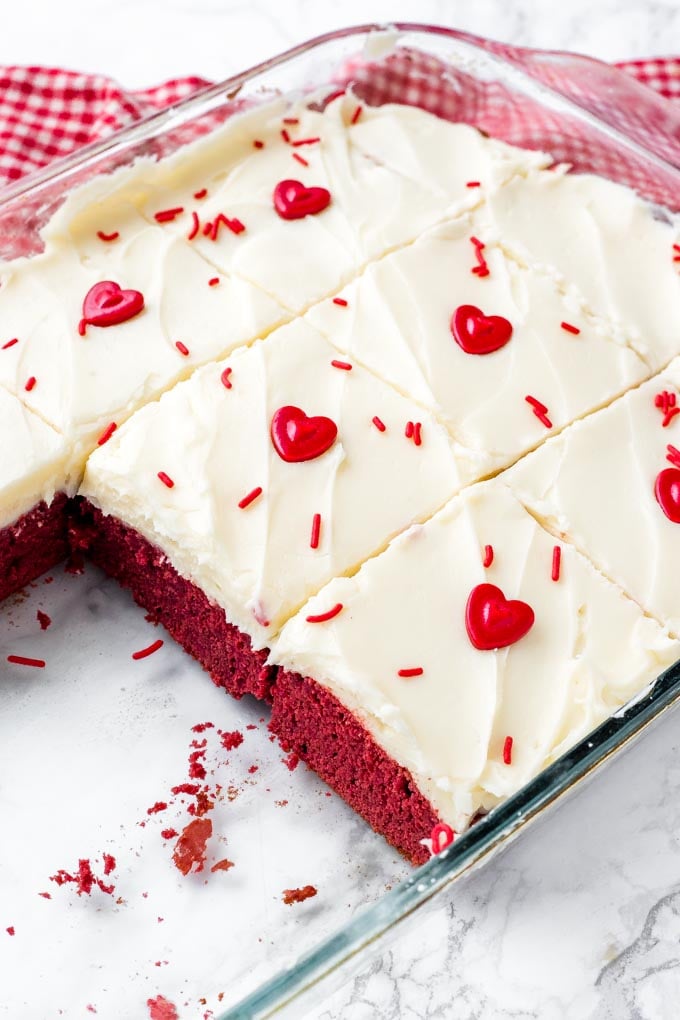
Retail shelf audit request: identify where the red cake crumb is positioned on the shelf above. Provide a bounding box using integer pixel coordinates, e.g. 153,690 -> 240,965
36,610 -> 51,630
220,730 -> 244,751
188,751 -> 207,780
172,818 -> 213,876
210,859 -> 234,873
161,829 -> 178,840
187,790 -> 214,817
246,724 -> 257,731
284,752 -> 300,771
49,856 -> 115,896
6,926 -> 15,935
282,885 -> 317,905
248,764 -> 259,774
147,801 -> 168,815
275,800 -> 288,807
38,892 -> 51,899
192,722 -> 214,733
86,1006 -> 97,1013
171,783 -> 200,796
147,996 -> 179,1020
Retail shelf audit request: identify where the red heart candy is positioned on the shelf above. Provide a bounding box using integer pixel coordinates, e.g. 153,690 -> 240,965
273,179 -> 331,220
81,281 -> 145,331
655,467 -> 680,523
465,583 -> 535,651
451,304 -> 513,356
271,405 -> 338,463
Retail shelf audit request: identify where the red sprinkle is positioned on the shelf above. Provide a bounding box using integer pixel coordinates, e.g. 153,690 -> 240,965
175,340 -> 190,357
238,486 -> 263,509
202,221 -> 213,236
24,376 -> 36,392
7,655 -> 45,668
430,822 -> 455,853
560,321 -> 581,335
187,210 -> 200,240
405,420 -> 414,439
551,545 -> 562,582
157,471 -> 175,488
253,139 -> 264,149
78,319 -> 87,336
413,422 -> 422,447
667,443 -> 680,469
372,415 -> 386,432
350,104 -> 363,124
211,212 -> 246,239
154,206 -> 184,223
525,395 -> 552,429
397,667 -> 423,678
331,359 -> 352,371
281,128 -> 290,144
132,639 -> 164,661
483,544 -> 494,568
97,422 -> 117,446
332,297 -> 348,307
193,188 -> 208,200
208,277 -> 220,287
292,152 -> 309,167
503,735 -> 514,765
221,366 -> 233,389
470,236 -> 490,278
283,117 -> 299,125
306,603 -> 343,624
310,512 -> 321,550
291,137 -> 320,147
96,229 -> 119,242
466,180 -> 481,188
654,390 -> 680,428
1,337 -> 18,350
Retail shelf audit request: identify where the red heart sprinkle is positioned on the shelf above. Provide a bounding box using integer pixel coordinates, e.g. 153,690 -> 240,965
655,467 -> 680,523
451,304 -> 513,356
465,583 -> 534,651
81,281 -> 144,331
271,405 -> 338,463
273,179 -> 331,220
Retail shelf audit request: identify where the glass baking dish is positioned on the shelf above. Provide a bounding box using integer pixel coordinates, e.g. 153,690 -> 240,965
2,23 -> 680,1020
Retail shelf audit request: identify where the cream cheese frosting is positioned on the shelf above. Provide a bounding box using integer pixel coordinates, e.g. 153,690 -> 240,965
80,318 -> 465,648
42,95 -> 550,313
504,359 -> 680,634
307,215 -> 649,479
477,168 -> 680,369
0,388 -> 74,529
0,228 -> 287,453
270,480 -> 680,831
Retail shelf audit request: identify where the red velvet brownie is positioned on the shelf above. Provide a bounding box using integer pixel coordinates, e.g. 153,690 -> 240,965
78,318 -> 465,700
270,481 -> 680,862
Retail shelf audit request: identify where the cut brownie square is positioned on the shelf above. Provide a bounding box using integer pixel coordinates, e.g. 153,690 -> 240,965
477,168 -> 680,369
307,215 -> 649,479
270,481 -> 679,862
0,388 -> 75,599
78,318 -> 466,697
504,359 -> 680,634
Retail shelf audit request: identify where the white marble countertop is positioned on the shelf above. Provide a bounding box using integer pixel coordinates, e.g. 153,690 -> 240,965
2,3 -> 680,1019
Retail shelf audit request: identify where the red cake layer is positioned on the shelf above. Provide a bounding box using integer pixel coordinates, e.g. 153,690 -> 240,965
270,669 -> 441,865
75,500 -> 275,702
0,494 -> 70,602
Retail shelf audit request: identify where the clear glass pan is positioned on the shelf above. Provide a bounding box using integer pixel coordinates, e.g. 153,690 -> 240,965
2,23 -> 680,1020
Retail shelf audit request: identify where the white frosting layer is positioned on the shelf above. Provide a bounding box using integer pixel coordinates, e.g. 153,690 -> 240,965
80,318 -> 464,647
0,229 -> 287,450
478,169 -> 680,369
505,359 -> 680,634
271,481 -> 680,830
44,96 -> 549,312
307,216 -> 649,479
0,388 -> 73,529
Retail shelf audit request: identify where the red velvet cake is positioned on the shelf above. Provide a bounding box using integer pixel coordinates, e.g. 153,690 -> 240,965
3,87 -> 680,865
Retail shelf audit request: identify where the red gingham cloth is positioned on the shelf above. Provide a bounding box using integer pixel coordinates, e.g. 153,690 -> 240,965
0,53 -> 678,189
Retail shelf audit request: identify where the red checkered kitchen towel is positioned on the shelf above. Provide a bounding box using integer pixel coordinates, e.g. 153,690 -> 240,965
0,56 -> 678,188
